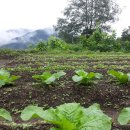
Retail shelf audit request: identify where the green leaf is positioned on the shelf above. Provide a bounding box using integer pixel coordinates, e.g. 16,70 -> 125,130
0,70 -> 10,77
73,70 -> 102,85
87,72 -> 96,79
95,73 -> 103,79
21,105 -> 44,121
45,76 -> 56,84
108,70 -> 128,84
79,103 -> 112,130
53,71 -> 66,79
75,70 -> 88,77
72,75 -> 82,82
41,72 -> 52,80
118,107 -> 130,125
0,80 -> 6,87
0,69 -> 20,87
0,108 -> 12,121
108,70 -> 121,78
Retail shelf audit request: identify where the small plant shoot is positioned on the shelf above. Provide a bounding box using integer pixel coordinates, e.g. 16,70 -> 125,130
32,71 -> 66,85
72,69 -> 103,85
108,70 -> 130,84
0,69 -> 20,87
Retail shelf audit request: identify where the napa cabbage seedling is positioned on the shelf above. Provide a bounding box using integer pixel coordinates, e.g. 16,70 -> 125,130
72,69 -> 103,85
32,71 -> 66,85
108,70 -> 130,84
0,69 -> 20,87
21,103 -> 112,130
0,108 -> 12,121
118,107 -> 130,125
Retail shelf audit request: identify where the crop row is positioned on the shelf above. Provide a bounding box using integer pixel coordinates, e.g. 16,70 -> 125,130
1,68 -> 130,87
0,102 -> 130,130
0,69 -> 130,88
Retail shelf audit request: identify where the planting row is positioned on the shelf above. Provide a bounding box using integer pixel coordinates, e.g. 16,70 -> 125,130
1,69 -> 130,87
0,103 -> 130,130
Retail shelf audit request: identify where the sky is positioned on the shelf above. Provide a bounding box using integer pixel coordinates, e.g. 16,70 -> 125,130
0,0 -> 130,36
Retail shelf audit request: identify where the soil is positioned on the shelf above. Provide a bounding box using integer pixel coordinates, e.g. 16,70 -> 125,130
0,53 -> 130,130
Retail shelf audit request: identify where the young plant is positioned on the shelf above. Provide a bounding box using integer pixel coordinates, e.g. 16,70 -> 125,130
32,71 -> 66,85
21,103 -> 112,130
0,69 -> 20,87
72,69 -> 103,85
108,70 -> 130,84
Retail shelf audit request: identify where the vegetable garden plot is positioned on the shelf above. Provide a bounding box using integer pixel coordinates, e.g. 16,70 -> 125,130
1,52 -> 130,129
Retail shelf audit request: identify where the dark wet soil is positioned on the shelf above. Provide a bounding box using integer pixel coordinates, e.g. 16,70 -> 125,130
1,53 -> 130,129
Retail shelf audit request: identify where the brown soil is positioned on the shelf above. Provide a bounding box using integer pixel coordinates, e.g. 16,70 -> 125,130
1,53 -> 130,130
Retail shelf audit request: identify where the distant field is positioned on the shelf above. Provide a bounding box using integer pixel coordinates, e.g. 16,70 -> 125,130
0,51 -> 130,129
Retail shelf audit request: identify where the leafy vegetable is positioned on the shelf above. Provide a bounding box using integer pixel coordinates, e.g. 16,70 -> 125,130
0,69 -> 20,87
32,71 -> 66,85
72,69 -> 103,85
0,108 -> 12,121
118,107 -> 130,125
21,103 -> 112,130
108,70 -> 130,84
20,105 -> 44,121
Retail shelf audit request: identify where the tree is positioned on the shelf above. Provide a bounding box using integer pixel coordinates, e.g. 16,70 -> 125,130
121,26 -> 130,41
55,0 -> 120,43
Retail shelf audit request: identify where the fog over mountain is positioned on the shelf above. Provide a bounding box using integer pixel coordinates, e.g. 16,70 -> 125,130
0,29 -> 30,45
0,27 -> 56,49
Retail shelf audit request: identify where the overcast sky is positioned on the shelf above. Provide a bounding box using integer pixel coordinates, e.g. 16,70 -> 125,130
0,0 -> 130,36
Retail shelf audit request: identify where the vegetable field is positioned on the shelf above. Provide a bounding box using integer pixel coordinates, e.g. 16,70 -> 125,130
1,51 -> 130,129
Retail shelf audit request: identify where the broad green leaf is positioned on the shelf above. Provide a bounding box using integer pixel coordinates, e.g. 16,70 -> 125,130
73,70 -> 102,85
87,72 -> 96,79
108,70 -> 121,78
0,69 -> 20,87
45,76 -> 56,84
53,71 -> 66,79
108,70 -> 129,84
41,72 -> 52,80
0,70 -> 10,77
95,73 -> 103,79
72,75 -> 82,82
118,107 -> 130,125
75,70 -> 88,77
32,71 -> 65,85
42,108 -> 76,130
21,105 -> 44,121
0,108 -> 12,121
119,74 -> 128,84
79,103 -> 112,130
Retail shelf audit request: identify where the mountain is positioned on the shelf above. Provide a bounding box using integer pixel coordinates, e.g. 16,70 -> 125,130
0,29 -> 30,46
0,28 -> 55,49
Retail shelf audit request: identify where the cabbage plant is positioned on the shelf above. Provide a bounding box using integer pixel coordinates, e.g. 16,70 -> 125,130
32,71 -> 66,85
72,69 -> 103,85
21,103 -> 112,130
108,70 -> 130,84
0,69 -> 20,87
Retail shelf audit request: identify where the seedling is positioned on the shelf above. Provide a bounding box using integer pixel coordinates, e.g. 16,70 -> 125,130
0,69 -> 20,87
32,71 -> 66,85
72,69 -> 103,85
108,70 -> 130,84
